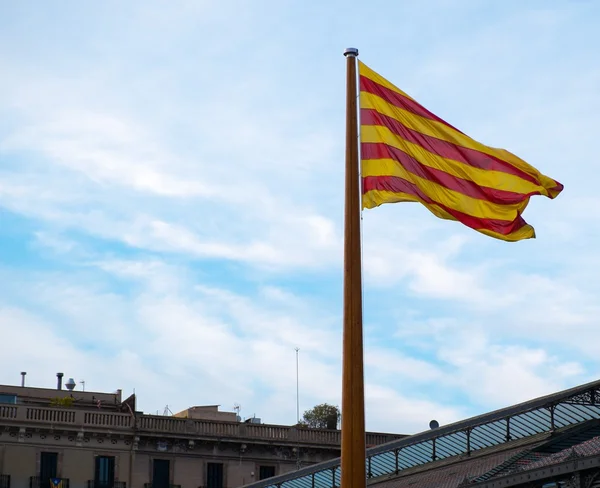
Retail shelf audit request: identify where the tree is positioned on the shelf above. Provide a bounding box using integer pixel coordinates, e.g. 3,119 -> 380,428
50,397 -> 74,408
299,403 -> 340,429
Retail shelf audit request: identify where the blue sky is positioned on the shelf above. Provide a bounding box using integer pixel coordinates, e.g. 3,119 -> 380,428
1,0 -> 599,434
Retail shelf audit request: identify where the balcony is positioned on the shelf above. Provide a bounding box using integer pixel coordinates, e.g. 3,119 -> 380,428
0,475 -> 10,488
87,481 -> 126,488
29,477 -> 70,488
143,484 -> 181,488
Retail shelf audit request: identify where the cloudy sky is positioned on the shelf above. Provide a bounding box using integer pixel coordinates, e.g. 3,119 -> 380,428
1,0 -> 599,434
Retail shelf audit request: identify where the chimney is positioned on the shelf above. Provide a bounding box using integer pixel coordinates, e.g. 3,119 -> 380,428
20,372 -> 26,387
56,372 -> 64,390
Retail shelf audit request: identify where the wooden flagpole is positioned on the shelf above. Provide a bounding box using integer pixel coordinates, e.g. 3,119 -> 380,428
341,47 -> 366,488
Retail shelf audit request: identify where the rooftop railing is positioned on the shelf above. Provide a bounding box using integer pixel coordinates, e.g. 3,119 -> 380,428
0,404 -> 402,447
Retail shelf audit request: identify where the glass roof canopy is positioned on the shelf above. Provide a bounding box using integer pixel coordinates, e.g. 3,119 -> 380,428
242,379 -> 600,488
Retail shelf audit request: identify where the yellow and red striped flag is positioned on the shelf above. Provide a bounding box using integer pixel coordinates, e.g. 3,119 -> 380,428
359,61 -> 563,241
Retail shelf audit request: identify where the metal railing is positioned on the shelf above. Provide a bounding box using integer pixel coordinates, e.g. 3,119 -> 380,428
240,379 -> 600,488
29,477 -> 70,488
143,484 -> 181,488
87,482 -> 126,488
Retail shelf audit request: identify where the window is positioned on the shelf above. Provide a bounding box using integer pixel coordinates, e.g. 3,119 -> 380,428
40,452 -> 58,488
95,456 -> 115,488
0,395 -> 16,404
259,466 -> 276,480
152,459 -> 170,488
206,463 -> 224,488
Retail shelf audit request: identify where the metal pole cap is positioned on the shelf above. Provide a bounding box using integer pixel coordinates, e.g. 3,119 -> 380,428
343,47 -> 359,57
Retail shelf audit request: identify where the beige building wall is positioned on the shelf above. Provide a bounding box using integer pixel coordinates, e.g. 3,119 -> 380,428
228,460 -> 258,487
278,463 -> 300,476
173,457 -> 203,487
61,449 -> 132,486
1,445 -> 133,488
4,445 -> 36,488
62,449 -> 94,486
132,453 -> 151,487
113,451 -> 130,486
0,442 -> 327,488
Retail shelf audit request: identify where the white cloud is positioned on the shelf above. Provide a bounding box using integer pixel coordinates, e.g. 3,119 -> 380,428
365,384 -> 464,434
436,329 -> 585,407
365,348 -> 447,384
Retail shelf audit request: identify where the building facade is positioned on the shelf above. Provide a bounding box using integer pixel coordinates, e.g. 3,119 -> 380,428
0,376 -> 403,488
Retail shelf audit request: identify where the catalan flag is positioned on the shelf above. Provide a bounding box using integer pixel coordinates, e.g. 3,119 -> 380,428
359,61 -> 563,241
49,479 -> 63,488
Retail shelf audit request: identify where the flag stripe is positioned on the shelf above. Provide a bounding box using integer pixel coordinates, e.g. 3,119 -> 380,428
362,162 -> 528,221
362,150 -> 537,205
358,62 -> 416,100
361,108 -> 542,186
361,126 -> 549,197
361,91 -> 563,196
360,75 -> 462,133
362,176 -> 533,239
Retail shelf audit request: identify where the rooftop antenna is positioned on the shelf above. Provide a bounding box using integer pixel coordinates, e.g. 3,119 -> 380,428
234,403 -> 241,421
163,405 -> 173,416
295,347 -> 300,424
80,380 -> 85,392
295,347 -> 301,470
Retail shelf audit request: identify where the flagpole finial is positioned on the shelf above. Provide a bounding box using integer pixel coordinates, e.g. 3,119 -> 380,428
343,47 -> 359,57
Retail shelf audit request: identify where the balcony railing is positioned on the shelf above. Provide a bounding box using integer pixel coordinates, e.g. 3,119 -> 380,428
137,415 -> 401,446
143,484 -> 181,488
29,477 -> 70,488
0,474 -> 10,488
1,404 -> 402,447
0,405 -> 132,430
86,481 -> 126,488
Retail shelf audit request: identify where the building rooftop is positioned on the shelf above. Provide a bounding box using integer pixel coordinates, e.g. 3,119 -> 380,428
173,404 -> 239,422
0,372 -> 126,411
